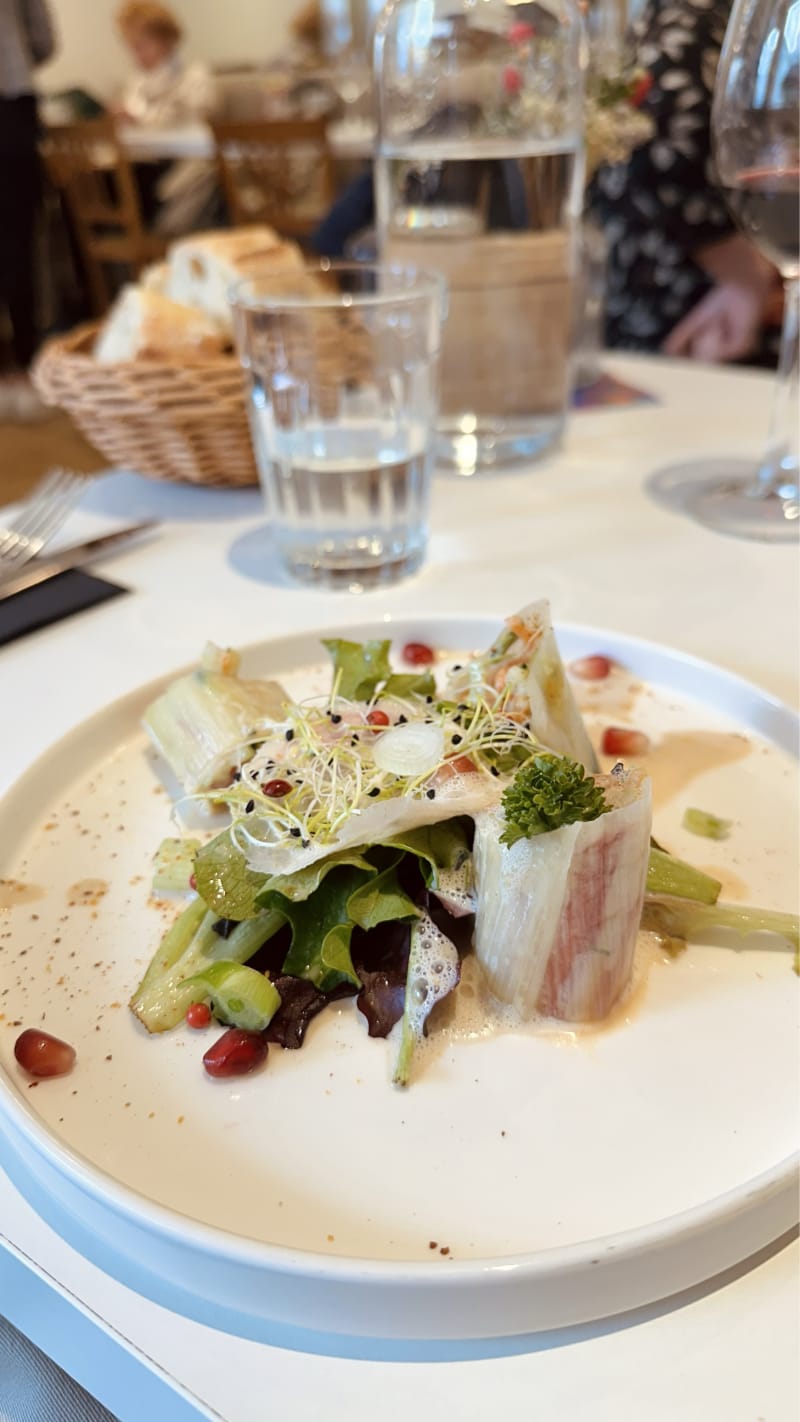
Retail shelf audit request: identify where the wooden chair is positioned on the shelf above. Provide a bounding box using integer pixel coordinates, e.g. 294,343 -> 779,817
210,117 -> 335,239
40,116 -> 167,315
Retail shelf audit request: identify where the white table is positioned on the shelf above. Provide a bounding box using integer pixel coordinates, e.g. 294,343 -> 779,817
0,356 -> 797,1421
118,117 -> 375,164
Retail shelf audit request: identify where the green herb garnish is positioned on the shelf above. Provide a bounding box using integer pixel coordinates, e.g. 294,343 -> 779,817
500,753 -> 609,848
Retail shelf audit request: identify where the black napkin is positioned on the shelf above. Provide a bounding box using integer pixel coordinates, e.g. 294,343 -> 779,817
0,568 -> 128,647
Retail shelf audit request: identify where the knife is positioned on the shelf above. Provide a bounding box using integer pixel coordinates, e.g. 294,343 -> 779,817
0,521 -> 158,600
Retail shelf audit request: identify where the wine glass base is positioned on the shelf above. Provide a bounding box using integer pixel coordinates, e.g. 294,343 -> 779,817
647,459 -> 800,543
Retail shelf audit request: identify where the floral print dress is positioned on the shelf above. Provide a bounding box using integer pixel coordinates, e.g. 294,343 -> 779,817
589,0 -> 735,351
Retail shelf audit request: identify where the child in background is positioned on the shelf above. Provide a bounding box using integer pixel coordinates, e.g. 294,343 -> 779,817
114,2 -> 219,234
114,2 -> 216,129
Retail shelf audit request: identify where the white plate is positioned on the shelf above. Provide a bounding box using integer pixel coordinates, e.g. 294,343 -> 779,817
0,618 -> 797,1345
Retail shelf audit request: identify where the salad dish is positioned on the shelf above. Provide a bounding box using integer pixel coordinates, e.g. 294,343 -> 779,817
132,600 -> 797,1087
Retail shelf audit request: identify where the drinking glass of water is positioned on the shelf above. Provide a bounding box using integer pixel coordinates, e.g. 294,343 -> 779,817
231,262 -> 446,588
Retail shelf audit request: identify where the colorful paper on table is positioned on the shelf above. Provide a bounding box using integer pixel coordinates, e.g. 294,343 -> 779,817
571,373 -> 657,410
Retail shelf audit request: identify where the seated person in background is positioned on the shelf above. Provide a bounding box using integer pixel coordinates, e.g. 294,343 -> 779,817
0,0 -> 56,420
113,2 -> 219,235
588,0 -> 780,363
114,1 -> 216,127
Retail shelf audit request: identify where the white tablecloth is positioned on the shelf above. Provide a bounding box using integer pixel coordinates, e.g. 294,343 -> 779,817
0,355 -> 797,1422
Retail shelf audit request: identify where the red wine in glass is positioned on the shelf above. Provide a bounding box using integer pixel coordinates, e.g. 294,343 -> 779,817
724,167 -> 800,273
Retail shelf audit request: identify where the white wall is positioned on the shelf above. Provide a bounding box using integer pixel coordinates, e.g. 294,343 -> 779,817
39,0 -> 302,99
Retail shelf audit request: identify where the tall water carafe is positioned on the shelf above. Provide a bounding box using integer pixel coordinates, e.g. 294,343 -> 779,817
374,0 -> 584,475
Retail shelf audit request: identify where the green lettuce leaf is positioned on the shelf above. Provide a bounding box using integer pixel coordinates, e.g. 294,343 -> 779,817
347,856 -> 420,930
381,818 -> 471,888
382,670 -> 436,699
263,864 -> 377,991
322,637 -> 392,701
255,847 -> 375,905
193,828 -> 267,920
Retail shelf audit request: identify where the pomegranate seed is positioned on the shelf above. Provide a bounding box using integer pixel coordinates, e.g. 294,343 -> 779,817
14,1028 -> 76,1079
366,709 -> 390,727
402,641 -> 434,666
203,1028 -> 268,1079
189,872 -> 197,891
601,726 -> 651,757
571,654 -> 612,681
262,779 -> 292,798
186,1002 -> 212,1029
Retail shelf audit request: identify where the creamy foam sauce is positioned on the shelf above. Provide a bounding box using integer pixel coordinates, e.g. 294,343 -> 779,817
409,932 -> 674,1073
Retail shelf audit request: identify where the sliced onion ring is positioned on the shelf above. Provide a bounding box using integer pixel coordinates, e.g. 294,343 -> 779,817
372,723 -> 445,779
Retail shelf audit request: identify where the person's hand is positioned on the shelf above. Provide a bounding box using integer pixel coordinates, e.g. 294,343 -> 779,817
662,281 -> 769,361
663,233 -> 778,362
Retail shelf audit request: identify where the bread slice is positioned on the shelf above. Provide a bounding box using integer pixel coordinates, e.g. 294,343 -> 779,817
166,225 -> 306,333
94,285 -> 228,363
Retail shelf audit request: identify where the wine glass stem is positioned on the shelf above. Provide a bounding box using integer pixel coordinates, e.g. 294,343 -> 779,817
755,276 -> 799,500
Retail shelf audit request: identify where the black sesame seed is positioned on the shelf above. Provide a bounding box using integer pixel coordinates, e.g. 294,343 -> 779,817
301,839 -> 310,848
426,788 -> 436,799
285,729 -> 294,742
231,770 -> 242,782
212,918 -> 236,938
452,664 -> 462,671
425,695 -> 434,704
245,799 -> 255,813
490,767 -> 500,777
452,734 -> 462,746
397,714 -> 408,724
331,713 -> 342,724
368,787 -> 380,797
457,703 -> 467,712
290,827 -> 301,838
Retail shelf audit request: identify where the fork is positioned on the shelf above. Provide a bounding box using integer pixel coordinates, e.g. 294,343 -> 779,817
0,470 -> 88,575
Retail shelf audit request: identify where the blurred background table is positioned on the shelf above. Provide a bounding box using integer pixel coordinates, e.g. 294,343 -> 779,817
116,116 -> 375,164
0,355 -> 797,1421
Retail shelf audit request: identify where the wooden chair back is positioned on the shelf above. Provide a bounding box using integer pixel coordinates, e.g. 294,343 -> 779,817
210,117 -> 335,239
41,116 -> 166,314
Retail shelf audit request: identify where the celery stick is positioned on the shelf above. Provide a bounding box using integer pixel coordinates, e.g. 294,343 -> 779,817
642,894 -> 799,972
129,900 -> 284,1032
143,661 -> 287,793
647,847 -> 721,904
185,960 -> 281,1032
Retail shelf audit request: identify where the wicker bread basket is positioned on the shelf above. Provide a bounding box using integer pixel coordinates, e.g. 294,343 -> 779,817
32,323 -> 259,488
